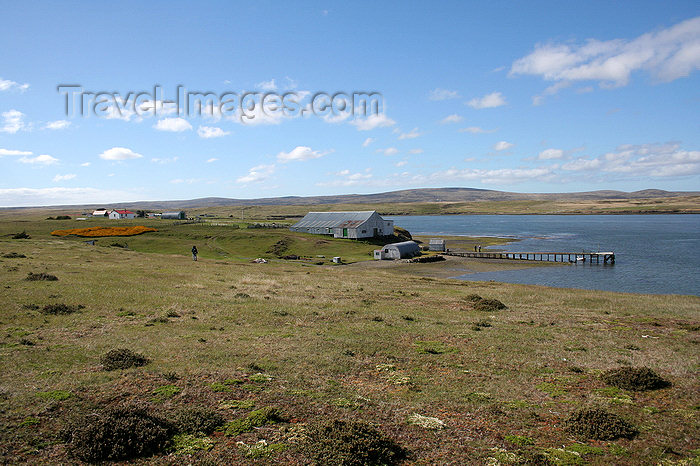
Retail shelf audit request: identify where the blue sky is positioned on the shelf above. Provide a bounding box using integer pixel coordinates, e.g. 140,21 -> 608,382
0,1 -> 698,207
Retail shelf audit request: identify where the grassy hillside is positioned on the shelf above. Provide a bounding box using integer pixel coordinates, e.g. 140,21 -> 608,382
0,220 -> 698,464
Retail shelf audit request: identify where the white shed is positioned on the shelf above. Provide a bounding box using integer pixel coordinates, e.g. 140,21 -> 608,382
375,241 -> 421,260
429,238 -> 446,251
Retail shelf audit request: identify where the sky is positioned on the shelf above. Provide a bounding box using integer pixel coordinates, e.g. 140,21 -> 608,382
0,1 -> 699,207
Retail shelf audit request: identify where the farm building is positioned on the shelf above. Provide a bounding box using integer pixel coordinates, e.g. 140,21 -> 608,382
290,211 -> 394,239
91,209 -> 109,217
429,238 -> 446,251
161,211 -> 186,220
374,241 -> 421,260
109,209 -> 135,220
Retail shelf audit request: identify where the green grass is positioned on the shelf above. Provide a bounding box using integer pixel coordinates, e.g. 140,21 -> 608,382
0,218 -> 698,464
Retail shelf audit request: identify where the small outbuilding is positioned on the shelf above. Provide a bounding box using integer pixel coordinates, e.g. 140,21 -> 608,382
92,209 -> 109,217
161,211 -> 186,220
374,240 -> 421,260
429,238 -> 446,252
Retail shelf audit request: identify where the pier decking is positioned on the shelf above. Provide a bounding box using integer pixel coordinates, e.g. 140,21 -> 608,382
445,251 -> 615,264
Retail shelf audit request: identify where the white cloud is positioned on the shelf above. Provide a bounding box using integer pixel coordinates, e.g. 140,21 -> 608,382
169,178 -> 202,184
377,147 -> 399,156
510,16 -> 700,87
538,148 -> 565,160
206,158 -> 219,163
138,99 -> 178,116
99,147 -> 143,161
151,157 -> 179,164
440,114 -> 463,124
0,187 -> 140,208
493,141 -> 514,151
80,162 -> 91,167
395,160 -> 408,167
236,164 -> 275,183
459,126 -> 495,134
277,146 -> 331,163
1,109 -> 27,133
467,92 -> 507,109
317,169 -> 373,187
53,174 -> 76,182
44,120 -> 71,130
408,148 -> 424,154
0,78 -> 29,92
362,137 -> 375,147
559,142 -> 700,177
350,113 -> 396,131
18,154 -> 59,165
256,79 -> 277,91
154,117 -> 192,132
428,88 -> 460,101
398,128 -> 421,140
197,126 -> 230,138
0,148 -> 32,157
415,167 -> 555,185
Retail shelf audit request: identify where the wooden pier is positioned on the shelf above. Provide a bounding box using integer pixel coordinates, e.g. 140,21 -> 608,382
445,251 -> 615,264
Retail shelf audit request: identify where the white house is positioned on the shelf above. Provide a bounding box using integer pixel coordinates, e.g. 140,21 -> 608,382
109,209 -> 136,220
290,211 -> 394,239
92,209 -> 109,217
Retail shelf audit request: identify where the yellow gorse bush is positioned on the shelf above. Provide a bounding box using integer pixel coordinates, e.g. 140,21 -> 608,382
51,226 -> 157,237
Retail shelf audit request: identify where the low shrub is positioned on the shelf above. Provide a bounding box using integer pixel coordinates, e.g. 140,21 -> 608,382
464,293 -> 483,303
51,226 -> 157,237
473,298 -> 507,312
41,303 -> 83,315
223,406 -> 282,436
601,367 -> 671,391
66,405 -> 174,462
564,408 -> 638,440
12,231 -> 30,239
3,252 -> 26,258
174,406 -> 225,434
26,272 -> 58,281
101,348 -> 150,371
300,419 -> 407,466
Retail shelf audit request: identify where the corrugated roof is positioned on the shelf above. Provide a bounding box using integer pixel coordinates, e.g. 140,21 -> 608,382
292,211 -> 377,229
385,241 -> 421,253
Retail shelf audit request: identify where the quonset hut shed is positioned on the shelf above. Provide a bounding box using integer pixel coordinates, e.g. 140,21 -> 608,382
374,240 -> 421,260
290,211 -> 394,239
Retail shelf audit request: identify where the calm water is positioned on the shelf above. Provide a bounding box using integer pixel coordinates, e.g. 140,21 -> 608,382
387,215 -> 700,296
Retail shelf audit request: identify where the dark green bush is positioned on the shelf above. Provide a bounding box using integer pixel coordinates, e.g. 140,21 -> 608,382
41,303 -> 83,315
26,272 -> 58,281
473,298 -> 507,312
12,230 -> 30,239
174,406 -> 225,434
66,405 -> 174,462
601,367 -> 670,391
564,408 -> 638,440
100,348 -> 150,371
300,419 -> 407,466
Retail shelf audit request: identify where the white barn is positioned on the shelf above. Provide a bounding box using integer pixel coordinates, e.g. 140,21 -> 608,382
109,209 -> 136,220
290,211 -> 394,239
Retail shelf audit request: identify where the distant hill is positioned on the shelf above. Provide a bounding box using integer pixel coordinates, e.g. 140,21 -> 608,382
1,187 -> 698,211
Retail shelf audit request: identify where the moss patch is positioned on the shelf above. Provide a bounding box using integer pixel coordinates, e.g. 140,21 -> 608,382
222,406 -> 282,436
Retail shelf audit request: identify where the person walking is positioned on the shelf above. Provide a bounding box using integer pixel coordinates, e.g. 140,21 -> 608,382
191,245 -> 198,261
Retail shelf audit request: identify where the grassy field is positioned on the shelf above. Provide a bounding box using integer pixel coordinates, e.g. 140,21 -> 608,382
0,217 -> 698,464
